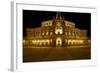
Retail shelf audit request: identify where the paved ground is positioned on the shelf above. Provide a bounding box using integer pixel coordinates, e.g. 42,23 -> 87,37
23,46 -> 91,62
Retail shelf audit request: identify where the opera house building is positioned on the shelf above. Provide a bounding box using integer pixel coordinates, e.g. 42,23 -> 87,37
23,13 -> 90,48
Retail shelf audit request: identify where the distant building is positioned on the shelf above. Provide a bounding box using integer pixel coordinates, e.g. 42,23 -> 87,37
23,13 -> 90,48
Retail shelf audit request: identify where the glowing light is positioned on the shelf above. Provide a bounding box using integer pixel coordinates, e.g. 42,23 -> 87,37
32,40 -> 35,43
67,40 -> 84,45
46,32 -> 49,35
56,37 -> 62,46
55,29 -> 63,34
50,32 -> 53,35
79,40 -> 84,44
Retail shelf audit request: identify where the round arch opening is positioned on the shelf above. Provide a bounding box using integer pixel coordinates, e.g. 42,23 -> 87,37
56,37 -> 62,46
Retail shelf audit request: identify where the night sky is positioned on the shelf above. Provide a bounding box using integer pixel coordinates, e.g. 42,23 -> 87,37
23,10 -> 91,37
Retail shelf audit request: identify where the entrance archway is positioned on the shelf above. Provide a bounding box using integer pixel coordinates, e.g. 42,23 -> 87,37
56,37 -> 62,46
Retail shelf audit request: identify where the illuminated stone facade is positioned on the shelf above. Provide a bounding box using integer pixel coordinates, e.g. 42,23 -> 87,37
23,13 -> 90,47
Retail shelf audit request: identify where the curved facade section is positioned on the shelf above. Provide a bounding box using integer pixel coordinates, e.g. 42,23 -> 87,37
41,20 -> 53,27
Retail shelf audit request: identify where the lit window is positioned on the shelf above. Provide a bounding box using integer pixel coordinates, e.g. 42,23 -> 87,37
66,32 -> 67,35
55,27 -> 63,34
42,32 -> 45,35
56,37 -> 62,46
69,32 -> 71,36
46,31 -> 49,35
50,32 -> 53,35
72,32 -> 74,36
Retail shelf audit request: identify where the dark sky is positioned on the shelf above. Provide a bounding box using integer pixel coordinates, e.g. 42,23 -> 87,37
23,10 -> 91,37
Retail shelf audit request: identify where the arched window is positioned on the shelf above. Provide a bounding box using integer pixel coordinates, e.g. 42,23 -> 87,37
65,32 -> 67,35
42,31 -> 45,35
46,31 -> 49,35
50,31 -> 53,35
56,37 -> 62,46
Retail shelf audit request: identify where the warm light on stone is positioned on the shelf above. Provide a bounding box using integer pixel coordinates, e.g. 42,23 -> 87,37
23,13 -> 90,48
